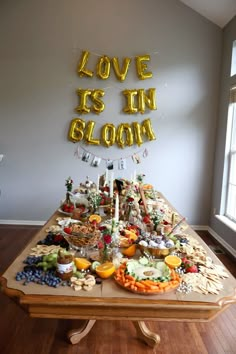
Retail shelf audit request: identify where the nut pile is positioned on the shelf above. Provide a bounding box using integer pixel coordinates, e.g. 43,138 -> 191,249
70,274 -> 96,291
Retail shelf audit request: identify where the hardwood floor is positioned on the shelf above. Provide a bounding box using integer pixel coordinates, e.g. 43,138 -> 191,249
0,225 -> 236,354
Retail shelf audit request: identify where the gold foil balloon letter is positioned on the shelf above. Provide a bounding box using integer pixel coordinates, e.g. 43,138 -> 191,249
122,89 -> 138,114
112,57 -> 131,81
102,123 -> 116,147
96,55 -> 111,80
75,89 -> 92,114
85,121 -> 100,145
77,51 -> 93,78
136,55 -> 153,80
116,123 -> 134,148
142,118 -> 156,141
91,89 -> 105,114
68,118 -> 86,142
138,88 -> 157,113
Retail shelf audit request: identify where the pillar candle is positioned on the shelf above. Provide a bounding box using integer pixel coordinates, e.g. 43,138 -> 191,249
115,193 -> 119,223
110,172 -> 114,197
97,174 -> 100,192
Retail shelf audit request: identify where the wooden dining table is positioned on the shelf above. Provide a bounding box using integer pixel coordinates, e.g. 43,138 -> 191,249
1,204 -> 236,348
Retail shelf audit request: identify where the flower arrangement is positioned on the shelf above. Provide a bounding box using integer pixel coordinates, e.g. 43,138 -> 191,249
149,209 -> 164,229
88,191 -> 102,212
98,219 -> 118,263
137,173 -> 145,184
65,177 -> 73,192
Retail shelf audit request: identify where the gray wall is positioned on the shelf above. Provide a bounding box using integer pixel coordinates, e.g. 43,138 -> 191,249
0,0 -> 222,224
210,16 -> 236,249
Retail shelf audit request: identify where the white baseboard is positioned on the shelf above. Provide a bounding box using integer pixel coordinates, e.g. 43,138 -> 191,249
190,225 -> 208,231
207,226 -> 236,259
0,220 -> 45,226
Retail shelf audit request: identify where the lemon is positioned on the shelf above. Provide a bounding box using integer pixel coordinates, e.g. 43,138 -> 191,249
164,255 -> 182,269
74,257 -> 91,270
95,262 -> 115,279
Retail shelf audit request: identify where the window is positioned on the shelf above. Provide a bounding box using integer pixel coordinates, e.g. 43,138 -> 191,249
224,87 -> 236,222
230,40 -> 236,77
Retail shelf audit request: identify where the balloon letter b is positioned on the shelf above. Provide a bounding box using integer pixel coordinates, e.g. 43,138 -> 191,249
68,118 -> 85,142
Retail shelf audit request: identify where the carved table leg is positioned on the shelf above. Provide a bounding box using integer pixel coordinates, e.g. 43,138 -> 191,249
67,320 -> 96,345
132,321 -> 160,348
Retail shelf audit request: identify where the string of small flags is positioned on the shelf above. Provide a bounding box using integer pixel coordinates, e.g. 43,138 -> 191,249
74,143 -> 149,170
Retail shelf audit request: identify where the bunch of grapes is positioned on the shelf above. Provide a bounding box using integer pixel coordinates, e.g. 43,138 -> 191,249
37,232 -> 69,249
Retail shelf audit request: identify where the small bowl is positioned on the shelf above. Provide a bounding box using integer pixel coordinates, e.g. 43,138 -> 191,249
138,244 -> 175,258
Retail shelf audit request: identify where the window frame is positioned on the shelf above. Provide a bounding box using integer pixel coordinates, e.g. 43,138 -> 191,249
223,88 -> 236,223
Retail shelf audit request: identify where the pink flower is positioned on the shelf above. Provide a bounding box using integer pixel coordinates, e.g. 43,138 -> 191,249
103,234 -> 112,244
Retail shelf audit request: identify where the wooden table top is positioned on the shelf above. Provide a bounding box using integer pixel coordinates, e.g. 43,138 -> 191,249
1,203 -> 236,322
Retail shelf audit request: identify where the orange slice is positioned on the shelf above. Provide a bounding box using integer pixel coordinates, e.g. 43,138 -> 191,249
121,244 -> 137,257
164,255 -> 182,269
89,214 -> 102,224
74,257 -> 91,270
95,262 -> 115,279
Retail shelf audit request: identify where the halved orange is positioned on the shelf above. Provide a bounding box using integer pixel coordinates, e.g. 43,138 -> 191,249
164,255 -> 182,269
121,244 -> 137,257
95,262 -> 115,278
74,257 -> 91,270
89,214 -> 102,224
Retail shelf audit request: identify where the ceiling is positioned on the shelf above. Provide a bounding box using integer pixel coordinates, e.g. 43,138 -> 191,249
180,0 -> 236,28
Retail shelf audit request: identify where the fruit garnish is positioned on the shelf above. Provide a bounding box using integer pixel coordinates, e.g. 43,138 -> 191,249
121,244 -> 137,257
90,261 -> 101,272
74,258 -> 91,270
185,264 -> 198,273
64,227 -> 72,234
95,262 -> 115,278
89,214 -> 102,224
164,255 -> 182,269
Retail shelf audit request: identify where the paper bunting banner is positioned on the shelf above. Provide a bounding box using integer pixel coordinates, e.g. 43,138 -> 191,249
118,158 -> 127,170
106,159 -> 114,170
74,143 -> 149,168
81,151 -> 91,163
91,156 -> 101,167
132,153 -> 141,164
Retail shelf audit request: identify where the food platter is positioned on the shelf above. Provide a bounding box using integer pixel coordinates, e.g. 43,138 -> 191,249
113,258 -> 181,295
58,208 -> 73,216
114,276 -> 180,295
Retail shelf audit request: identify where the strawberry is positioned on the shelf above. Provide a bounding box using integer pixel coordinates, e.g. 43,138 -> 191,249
64,227 -> 72,234
185,264 -> 198,273
181,257 -> 189,264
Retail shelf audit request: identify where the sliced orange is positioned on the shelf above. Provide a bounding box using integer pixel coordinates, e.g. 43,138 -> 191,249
121,244 -> 137,257
89,214 -> 102,224
164,255 -> 182,269
124,229 -> 138,241
95,262 -> 115,278
74,257 -> 91,270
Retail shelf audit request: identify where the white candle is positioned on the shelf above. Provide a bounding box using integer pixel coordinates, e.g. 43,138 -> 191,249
105,169 -> 108,185
97,174 -> 100,192
115,192 -> 119,223
133,170 -> 137,182
110,172 -> 114,197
